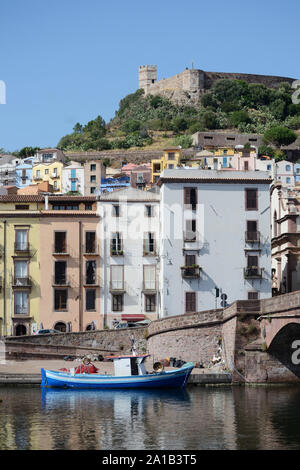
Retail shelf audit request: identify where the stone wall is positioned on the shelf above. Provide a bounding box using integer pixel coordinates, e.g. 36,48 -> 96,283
5,327 -> 147,359
141,67 -> 296,105
147,309 -> 223,364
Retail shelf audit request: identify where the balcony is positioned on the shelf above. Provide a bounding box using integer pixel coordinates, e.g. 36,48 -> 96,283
245,231 -> 260,244
110,243 -> 123,256
14,306 -> 29,316
181,265 -> 201,279
83,244 -> 99,256
244,267 -> 263,279
83,275 -> 100,287
142,281 -> 157,293
184,230 -> 198,242
52,276 -> 71,287
143,249 -> 156,257
12,276 -> 32,289
52,245 -> 69,256
14,242 -> 31,255
109,281 -> 126,293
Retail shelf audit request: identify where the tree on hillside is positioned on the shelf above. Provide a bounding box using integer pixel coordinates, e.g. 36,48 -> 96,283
83,115 -> 106,139
263,126 -> 297,147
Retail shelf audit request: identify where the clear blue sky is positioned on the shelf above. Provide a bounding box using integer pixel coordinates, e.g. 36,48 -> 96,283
0,0 -> 299,151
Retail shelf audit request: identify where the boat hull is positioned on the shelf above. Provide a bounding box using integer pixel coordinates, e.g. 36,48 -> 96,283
41,363 -> 194,390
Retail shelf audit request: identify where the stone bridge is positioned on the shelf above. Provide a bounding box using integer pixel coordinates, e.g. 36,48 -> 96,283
4,290 -> 300,383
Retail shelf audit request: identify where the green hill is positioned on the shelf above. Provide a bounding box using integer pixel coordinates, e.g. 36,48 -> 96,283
57,79 -> 300,153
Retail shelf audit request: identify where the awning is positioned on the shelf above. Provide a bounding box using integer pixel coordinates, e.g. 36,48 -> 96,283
121,314 -> 145,322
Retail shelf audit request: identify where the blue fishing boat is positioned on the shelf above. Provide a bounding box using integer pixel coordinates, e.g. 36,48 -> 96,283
41,354 -> 194,390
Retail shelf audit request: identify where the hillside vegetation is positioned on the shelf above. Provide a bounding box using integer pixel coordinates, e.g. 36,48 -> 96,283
56,79 -> 300,156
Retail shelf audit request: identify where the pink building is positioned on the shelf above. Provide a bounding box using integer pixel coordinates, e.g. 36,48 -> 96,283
39,196 -> 101,332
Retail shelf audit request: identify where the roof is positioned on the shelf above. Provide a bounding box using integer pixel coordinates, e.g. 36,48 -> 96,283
0,195 -> 44,202
99,187 -> 160,202
158,169 -> 272,186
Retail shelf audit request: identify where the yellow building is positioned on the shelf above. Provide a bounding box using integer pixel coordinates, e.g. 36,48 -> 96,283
151,148 -> 182,183
32,161 -> 65,193
0,195 -> 43,336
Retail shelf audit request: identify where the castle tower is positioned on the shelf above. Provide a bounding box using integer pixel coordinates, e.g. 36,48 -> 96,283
138,65 -> 157,94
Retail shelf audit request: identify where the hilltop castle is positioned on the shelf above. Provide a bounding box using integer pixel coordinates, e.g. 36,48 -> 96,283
138,65 -> 295,104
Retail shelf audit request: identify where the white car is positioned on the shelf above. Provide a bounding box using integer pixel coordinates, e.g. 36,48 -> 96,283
34,329 -> 62,335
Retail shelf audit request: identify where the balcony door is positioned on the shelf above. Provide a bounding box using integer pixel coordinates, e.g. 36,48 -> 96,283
15,260 -> 28,284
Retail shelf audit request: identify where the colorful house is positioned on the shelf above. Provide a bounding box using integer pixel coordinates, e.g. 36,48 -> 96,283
151,148 -> 182,183
0,195 -> 43,336
32,161 -> 65,193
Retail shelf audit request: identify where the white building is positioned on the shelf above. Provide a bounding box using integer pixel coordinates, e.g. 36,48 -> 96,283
62,161 -> 85,195
274,160 -> 294,187
0,154 -> 21,186
157,169 -> 272,317
98,187 -> 160,327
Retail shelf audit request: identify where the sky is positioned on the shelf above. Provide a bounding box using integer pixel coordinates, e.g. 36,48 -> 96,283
0,0 -> 299,151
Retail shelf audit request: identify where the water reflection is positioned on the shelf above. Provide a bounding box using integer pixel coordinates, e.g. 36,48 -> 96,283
1,385 -> 300,449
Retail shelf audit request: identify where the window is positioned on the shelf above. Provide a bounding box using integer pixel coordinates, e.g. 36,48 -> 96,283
36,170 -> 41,178
85,260 -> 96,285
286,177 -> 291,183
90,164 -> 96,172
144,233 -> 155,255
185,254 -> 196,266
54,261 -> 67,285
143,265 -> 156,291
15,205 -> 29,210
14,291 -> 29,315
54,289 -> 68,311
267,165 -> 271,170
168,152 -> 175,160
53,167 -> 58,176
244,161 -> 249,171
168,164 -> 174,169
15,229 -> 28,251
85,232 -> 96,253
184,187 -> 197,208
246,220 -> 258,241
145,205 -> 153,217
42,153 -> 53,163
111,232 -> 122,254
145,294 -> 156,312
85,203 -> 92,210
245,189 -> 258,210
54,232 -> 66,253
286,165 -> 291,171
248,291 -> 259,300
53,181 -> 58,190
185,220 -> 197,241
90,175 -> 96,183
45,169 -> 49,175
14,261 -> 28,285
185,292 -> 196,313
110,265 -> 124,291
86,289 -> 96,311
113,205 -> 120,217
90,187 -> 96,194
112,294 -> 123,312
52,204 -> 79,210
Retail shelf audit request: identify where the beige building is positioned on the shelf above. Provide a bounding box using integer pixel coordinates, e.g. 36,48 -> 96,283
84,160 -> 106,195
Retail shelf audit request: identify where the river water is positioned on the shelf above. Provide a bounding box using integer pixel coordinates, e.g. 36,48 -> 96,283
0,385 -> 300,450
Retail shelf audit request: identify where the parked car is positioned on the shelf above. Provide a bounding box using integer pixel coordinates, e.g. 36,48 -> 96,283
34,329 -> 62,335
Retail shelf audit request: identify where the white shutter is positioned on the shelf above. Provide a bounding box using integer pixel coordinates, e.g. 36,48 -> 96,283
144,265 -> 156,290
111,265 -> 123,290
